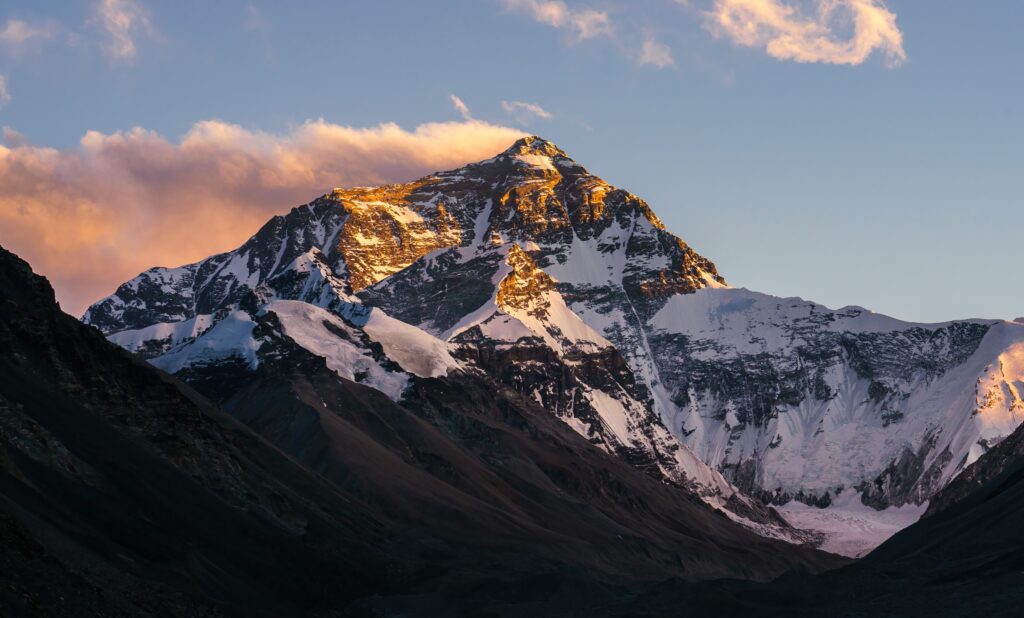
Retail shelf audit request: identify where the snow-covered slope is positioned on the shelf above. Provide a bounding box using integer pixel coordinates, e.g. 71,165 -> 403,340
83,136 -> 1024,553
142,301 -> 414,401
647,287 -> 1024,510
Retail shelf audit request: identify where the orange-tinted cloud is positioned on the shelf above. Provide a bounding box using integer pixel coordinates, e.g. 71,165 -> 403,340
706,0 -> 905,66
0,119 -> 526,317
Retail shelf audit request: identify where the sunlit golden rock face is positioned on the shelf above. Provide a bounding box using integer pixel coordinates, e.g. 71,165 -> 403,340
494,181 -> 567,238
496,245 -> 554,320
334,187 -> 463,291
576,182 -> 609,224
637,239 -> 722,300
313,135 -> 725,298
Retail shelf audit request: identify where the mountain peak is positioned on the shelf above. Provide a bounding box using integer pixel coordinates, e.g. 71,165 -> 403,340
85,135 -> 725,333
501,135 -> 568,159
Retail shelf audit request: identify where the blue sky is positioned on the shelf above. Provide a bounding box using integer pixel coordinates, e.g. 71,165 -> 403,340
0,0 -> 1021,321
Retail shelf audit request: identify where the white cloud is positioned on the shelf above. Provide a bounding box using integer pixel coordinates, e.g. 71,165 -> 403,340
638,34 -> 675,69
706,0 -> 906,66
0,118 -> 526,316
450,94 -> 473,120
0,19 -> 56,49
92,0 -> 151,61
501,100 -> 553,124
502,0 -> 612,40
0,76 -> 10,107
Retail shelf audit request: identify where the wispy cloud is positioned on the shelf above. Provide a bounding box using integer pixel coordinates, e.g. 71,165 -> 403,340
638,34 -> 675,69
0,118 -> 526,316
501,100 -> 553,124
502,0 -> 613,40
501,1 -> 678,70
0,76 -> 10,107
0,19 -> 57,50
450,94 -> 473,120
569,8 -> 613,40
92,0 -> 151,61
705,0 -> 905,66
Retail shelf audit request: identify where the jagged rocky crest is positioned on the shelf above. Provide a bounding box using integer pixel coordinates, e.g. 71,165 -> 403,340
83,136 -> 1024,550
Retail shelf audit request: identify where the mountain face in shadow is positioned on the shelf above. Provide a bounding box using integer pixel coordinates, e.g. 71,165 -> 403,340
0,244 -> 396,615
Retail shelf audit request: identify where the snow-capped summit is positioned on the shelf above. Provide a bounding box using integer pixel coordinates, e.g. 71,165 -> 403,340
83,138 -> 1024,554
501,134 -> 568,157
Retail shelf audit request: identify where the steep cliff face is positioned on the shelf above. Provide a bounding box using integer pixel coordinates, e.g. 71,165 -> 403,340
83,136 -> 1024,550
